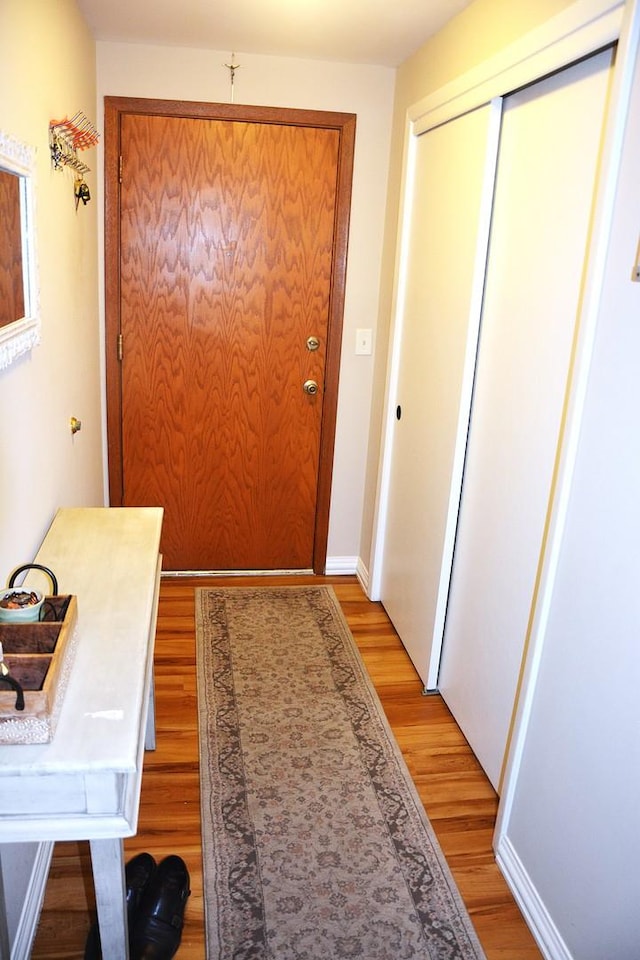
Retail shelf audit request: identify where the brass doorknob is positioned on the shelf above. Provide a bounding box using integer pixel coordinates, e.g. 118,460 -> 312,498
303,379 -> 319,396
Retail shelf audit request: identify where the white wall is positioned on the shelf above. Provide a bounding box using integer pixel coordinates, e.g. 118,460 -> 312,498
95,42 -> 395,565
0,0 -> 103,586
497,9 -> 640,956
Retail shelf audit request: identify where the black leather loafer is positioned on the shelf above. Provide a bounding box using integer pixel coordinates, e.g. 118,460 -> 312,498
84,852 -> 157,959
131,855 -> 191,960
125,853 -> 158,927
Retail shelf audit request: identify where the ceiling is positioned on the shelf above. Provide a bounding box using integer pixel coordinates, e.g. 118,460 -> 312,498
76,0 -> 475,68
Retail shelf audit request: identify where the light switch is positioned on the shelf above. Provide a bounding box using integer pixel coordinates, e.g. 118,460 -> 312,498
355,328 -> 373,355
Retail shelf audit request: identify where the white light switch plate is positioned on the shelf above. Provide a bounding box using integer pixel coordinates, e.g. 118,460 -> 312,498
355,328 -> 373,355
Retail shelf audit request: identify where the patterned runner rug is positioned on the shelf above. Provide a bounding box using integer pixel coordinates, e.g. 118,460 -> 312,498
195,586 -> 486,960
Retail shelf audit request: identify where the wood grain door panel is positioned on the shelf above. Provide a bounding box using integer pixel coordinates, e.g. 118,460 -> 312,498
106,101 -> 355,571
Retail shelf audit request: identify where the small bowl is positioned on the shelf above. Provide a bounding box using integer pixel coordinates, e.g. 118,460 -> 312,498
0,587 -> 44,623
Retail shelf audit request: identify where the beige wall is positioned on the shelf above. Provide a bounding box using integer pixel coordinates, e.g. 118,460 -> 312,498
360,0 -> 578,575
0,0 -> 102,585
95,43 -> 396,564
0,0 -> 101,941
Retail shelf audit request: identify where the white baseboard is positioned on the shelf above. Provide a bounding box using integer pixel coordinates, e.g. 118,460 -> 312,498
325,555 -> 358,575
11,841 -> 54,960
162,556 -> 369,583
496,835 -> 573,960
325,556 -> 371,597
355,557 -> 370,595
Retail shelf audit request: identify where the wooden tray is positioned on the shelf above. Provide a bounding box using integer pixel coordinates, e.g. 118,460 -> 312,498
0,595 -> 78,744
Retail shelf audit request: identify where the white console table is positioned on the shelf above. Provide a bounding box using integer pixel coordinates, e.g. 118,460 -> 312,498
0,507 -> 163,960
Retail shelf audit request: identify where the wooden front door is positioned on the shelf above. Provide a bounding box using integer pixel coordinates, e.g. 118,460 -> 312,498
105,99 -> 355,571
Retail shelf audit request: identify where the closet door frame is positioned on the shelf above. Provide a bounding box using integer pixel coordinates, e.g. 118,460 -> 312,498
495,0 -> 640,845
371,0 -> 625,603
439,47 -> 616,793
370,0 -> 634,832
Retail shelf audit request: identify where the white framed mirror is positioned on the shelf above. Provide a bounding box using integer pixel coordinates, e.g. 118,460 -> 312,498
0,130 -> 40,370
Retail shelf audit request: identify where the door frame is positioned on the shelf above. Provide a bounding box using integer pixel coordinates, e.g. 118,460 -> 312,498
104,97 -> 356,574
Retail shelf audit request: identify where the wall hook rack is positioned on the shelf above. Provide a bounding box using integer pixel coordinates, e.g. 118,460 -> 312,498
49,111 -> 99,175
49,112 -> 99,209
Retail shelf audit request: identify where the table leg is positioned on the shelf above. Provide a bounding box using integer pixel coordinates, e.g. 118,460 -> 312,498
0,851 -> 9,960
145,672 -> 156,751
89,837 -> 129,960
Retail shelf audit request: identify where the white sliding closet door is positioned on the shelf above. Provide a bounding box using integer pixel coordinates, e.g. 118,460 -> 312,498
438,49 -> 614,790
380,103 -> 499,690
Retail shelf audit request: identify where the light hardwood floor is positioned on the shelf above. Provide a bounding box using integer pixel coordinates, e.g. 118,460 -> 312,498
31,575 -> 542,959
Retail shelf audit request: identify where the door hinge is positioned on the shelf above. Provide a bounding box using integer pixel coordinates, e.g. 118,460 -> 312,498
118,155 -> 123,184
117,333 -> 123,361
